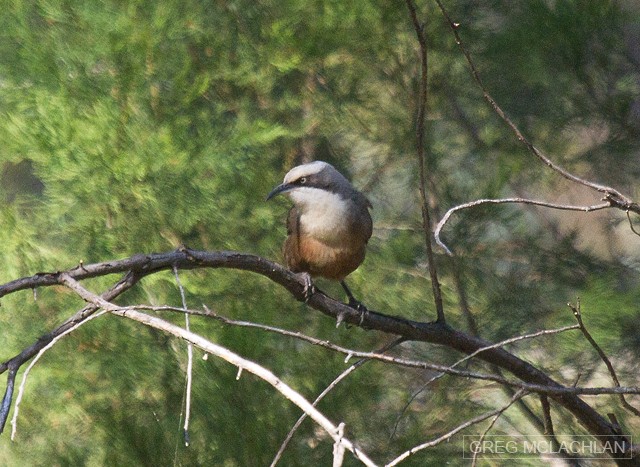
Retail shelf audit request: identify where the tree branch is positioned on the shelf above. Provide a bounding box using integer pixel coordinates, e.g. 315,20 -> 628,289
387,389 -> 527,466
0,249 -> 635,463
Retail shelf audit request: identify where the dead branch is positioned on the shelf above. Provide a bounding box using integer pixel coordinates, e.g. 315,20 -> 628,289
433,0 -> 640,216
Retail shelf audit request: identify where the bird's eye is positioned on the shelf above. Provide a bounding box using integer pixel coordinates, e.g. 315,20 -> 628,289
299,177 -> 307,184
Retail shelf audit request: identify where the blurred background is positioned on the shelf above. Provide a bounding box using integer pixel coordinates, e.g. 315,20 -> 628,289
1,0 -> 639,465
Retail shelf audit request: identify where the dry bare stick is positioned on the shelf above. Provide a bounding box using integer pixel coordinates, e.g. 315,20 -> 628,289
57,274 -> 379,467
173,266 -> 194,447
271,337 -> 405,467
387,389 -> 527,466
406,0 -> 446,323
433,0 -> 640,216
391,323 -> 580,437
10,309 -> 107,440
434,198 -> 611,255
569,301 -> 640,417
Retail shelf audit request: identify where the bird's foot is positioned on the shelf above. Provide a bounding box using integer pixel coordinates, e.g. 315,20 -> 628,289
339,280 -> 369,326
336,301 -> 369,328
347,296 -> 368,313
349,299 -> 369,327
300,272 -> 316,303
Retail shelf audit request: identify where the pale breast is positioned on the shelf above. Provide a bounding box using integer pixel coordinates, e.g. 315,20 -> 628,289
285,234 -> 366,281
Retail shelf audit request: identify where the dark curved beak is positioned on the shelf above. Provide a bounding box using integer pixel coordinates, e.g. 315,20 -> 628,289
266,183 -> 292,201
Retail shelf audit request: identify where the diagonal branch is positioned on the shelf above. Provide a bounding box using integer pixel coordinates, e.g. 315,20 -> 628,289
271,337 -> 405,467
391,323 -> 580,437
58,274 -> 379,467
433,0 -> 640,216
387,389 -> 527,466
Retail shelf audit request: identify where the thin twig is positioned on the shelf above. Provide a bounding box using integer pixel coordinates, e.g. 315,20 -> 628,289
569,300 -> 640,417
435,198 -> 611,255
105,304 -> 640,396
271,337 -> 405,467
10,309 -> 107,440
387,389 -> 527,466
58,275 -> 379,467
406,0 -> 446,323
173,266 -> 193,447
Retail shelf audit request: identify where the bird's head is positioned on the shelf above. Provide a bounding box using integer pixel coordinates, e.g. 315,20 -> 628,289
266,161 -> 354,207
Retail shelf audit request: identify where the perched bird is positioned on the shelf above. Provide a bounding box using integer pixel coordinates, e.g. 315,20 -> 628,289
266,160 -> 372,309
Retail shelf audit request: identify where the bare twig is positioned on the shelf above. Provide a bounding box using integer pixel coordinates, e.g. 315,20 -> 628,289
109,305 -> 640,395
58,274 -> 379,467
434,198 -> 611,255
271,337 -> 405,467
406,0 -> 446,323
569,300 -> 640,417
10,309 -> 107,440
387,389 -> 527,466
173,266 -> 193,447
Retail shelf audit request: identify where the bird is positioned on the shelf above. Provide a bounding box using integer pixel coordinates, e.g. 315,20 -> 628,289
266,160 -> 373,310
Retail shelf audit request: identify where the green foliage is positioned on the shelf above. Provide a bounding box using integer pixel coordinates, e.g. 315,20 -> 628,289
1,0 -> 639,465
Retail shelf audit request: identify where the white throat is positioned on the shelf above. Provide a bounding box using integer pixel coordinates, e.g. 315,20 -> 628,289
289,187 -> 351,243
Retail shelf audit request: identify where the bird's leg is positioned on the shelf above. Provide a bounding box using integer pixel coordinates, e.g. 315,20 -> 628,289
340,281 -> 367,313
300,272 -> 316,302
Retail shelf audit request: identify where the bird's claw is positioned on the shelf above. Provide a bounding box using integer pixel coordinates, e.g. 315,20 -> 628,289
300,272 -> 316,302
